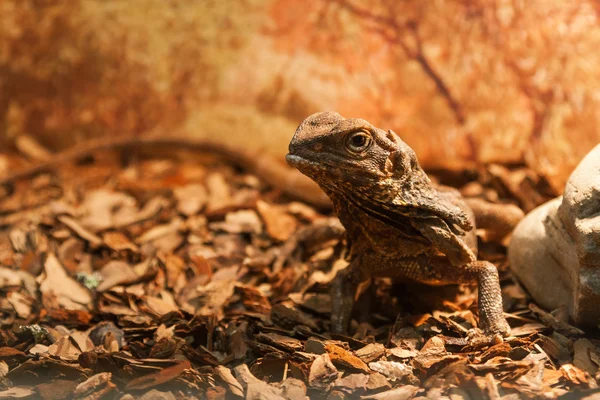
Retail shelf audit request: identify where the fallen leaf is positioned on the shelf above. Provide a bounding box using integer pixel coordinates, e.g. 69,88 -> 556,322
57,215 -> 103,246
39,253 -> 92,310
96,261 -> 139,292
126,361 -> 191,391
256,200 -> 298,242
173,184 -> 208,216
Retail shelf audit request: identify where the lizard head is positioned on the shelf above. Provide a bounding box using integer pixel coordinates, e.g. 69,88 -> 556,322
286,111 -> 426,191
287,111 -> 472,232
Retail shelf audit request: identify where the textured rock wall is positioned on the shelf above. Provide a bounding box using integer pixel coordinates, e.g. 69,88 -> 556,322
2,0 -> 599,193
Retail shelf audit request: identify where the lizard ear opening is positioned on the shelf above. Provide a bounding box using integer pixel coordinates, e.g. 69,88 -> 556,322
384,151 -> 404,175
384,130 -> 412,176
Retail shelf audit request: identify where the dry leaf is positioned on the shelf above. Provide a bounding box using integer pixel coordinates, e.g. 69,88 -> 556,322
39,253 -> 92,310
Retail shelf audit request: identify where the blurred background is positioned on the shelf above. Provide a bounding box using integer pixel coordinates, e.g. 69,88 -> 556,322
1,0 -> 599,192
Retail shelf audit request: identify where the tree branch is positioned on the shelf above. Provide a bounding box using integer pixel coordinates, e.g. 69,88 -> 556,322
408,25 -> 465,125
328,0 -> 466,125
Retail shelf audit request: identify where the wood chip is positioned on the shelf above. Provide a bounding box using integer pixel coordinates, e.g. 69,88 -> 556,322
326,343 -> 370,373
308,353 -> 339,390
126,361 -> 191,391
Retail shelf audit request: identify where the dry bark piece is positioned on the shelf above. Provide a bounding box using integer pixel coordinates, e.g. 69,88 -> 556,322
366,373 -> 392,393
36,379 -> 77,400
333,373 -> 370,395
368,361 -> 413,381
412,336 -> 460,372
47,336 -> 81,361
73,372 -> 114,397
276,379 -> 307,400
0,348 -> 27,367
325,343 -> 370,373
356,343 -> 386,364
308,353 -> 339,390
386,348 -> 419,360
214,366 -> 244,398
235,285 -> 272,314
0,387 -> 36,399
360,385 -> 420,400
233,364 -> 285,400
255,333 -> 303,353
560,364 -> 594,387
137,390 -> 178,400
528,304 -> 585,336
126,361 -> 191,391
574,339 -> 600,376
205,386 -> 227,400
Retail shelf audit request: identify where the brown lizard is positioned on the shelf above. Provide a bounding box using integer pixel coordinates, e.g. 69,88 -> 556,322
286,111 -> 515,336
0,135 -> 331,209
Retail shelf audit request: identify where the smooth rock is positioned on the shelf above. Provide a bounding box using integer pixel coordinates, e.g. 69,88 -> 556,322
509,144 -> 600,326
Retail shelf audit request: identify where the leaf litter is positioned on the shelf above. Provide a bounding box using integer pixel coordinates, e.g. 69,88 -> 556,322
0,148 -> 598,399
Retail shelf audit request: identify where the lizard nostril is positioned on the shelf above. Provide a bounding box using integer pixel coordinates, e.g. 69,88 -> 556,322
313,143 -> 323,152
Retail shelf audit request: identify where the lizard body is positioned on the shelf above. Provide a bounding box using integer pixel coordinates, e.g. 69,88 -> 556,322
0,135 -> 331,209
286,112 -> 512,336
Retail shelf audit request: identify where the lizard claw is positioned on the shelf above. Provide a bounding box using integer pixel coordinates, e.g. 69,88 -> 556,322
466,328 -> 504,348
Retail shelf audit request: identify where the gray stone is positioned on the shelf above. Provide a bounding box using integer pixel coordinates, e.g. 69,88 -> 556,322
509,144 -> 600,327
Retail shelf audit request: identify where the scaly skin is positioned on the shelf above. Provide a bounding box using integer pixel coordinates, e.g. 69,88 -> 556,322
286,111 -> 511,336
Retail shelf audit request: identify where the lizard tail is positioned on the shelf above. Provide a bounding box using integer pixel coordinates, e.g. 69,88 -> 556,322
464,198 -> 525,241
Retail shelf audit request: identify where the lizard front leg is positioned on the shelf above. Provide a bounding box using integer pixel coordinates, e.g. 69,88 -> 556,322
331,256 -> 369,333
466,260 -> 511,336
368,254 -> 510,337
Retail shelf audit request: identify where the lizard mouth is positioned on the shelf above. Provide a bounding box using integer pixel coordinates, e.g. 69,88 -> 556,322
285,154 -> 326,177
285,154 -> 314,168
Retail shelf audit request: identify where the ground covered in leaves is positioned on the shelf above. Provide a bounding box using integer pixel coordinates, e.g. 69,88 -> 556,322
0,148 -> 599,399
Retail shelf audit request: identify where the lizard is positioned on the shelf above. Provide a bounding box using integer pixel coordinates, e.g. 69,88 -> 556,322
0,135 -> 331,210
286,111 -> 514,336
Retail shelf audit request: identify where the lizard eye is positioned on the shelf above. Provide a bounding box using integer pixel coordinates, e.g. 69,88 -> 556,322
345,131 -> 372,154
